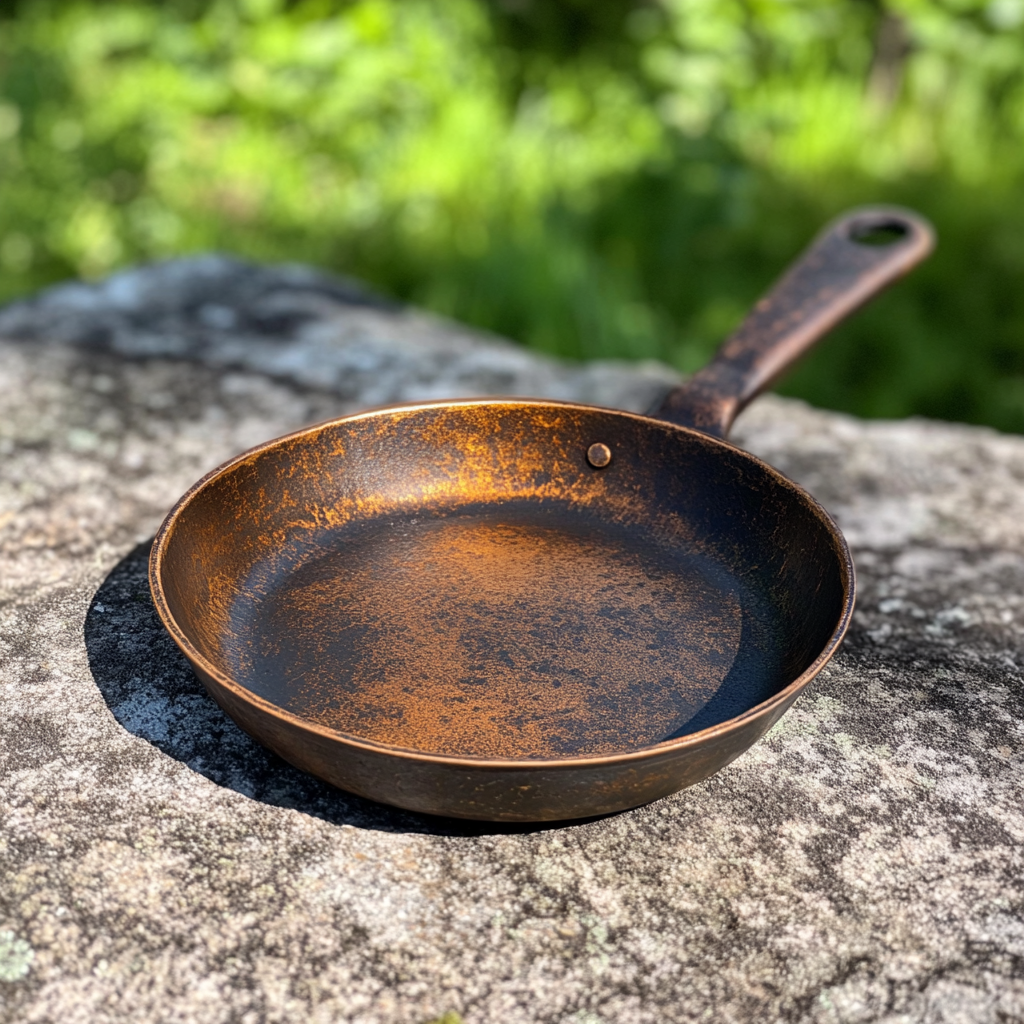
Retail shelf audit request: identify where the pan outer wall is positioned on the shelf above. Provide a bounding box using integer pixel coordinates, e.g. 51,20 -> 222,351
186,654 -> 801,821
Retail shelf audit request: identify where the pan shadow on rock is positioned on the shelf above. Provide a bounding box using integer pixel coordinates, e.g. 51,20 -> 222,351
85,541 -> 611,837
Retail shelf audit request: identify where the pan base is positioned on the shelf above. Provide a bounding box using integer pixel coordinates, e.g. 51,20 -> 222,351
227,505 -> 784,759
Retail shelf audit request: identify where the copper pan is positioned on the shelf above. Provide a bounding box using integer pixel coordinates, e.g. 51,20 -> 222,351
150,208 -> 934,821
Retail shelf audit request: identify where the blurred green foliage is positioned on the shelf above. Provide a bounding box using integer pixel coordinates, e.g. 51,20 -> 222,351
2,0 -> 1024,429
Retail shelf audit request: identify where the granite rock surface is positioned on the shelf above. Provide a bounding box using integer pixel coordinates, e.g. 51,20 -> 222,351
2,258 -> 1024,1024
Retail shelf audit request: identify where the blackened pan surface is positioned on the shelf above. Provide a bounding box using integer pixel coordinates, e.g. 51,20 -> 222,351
153,401 -> 851,801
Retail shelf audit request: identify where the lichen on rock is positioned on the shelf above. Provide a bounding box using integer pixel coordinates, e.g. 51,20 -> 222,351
0,932 -> 34,984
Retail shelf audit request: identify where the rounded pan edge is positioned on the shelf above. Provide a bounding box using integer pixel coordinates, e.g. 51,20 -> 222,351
148,399 -> 856,821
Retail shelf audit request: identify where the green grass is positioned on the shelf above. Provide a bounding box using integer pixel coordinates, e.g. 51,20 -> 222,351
3,0 -> 1024,430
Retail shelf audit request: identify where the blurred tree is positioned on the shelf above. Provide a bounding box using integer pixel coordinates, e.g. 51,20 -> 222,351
2,0 -> 1024,430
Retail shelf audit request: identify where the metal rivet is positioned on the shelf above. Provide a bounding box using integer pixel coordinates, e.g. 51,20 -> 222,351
587,442 -> 612,468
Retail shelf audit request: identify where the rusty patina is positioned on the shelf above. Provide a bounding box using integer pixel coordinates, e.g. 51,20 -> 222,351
150,208 -> 934,821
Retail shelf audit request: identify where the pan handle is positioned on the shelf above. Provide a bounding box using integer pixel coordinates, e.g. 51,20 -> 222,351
650,206 -> 935,438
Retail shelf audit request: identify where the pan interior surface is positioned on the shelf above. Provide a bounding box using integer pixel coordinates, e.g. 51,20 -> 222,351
156,402 -> 849,764
225,501 -> 782,759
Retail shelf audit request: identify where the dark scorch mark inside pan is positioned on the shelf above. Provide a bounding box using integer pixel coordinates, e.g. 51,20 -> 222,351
225,503 -> 786,759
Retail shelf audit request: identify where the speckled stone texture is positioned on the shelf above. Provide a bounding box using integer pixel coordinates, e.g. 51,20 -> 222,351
2,258 -> 1024,1024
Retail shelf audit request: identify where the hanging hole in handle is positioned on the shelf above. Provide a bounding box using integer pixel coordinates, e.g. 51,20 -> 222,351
848,218 -> 910,247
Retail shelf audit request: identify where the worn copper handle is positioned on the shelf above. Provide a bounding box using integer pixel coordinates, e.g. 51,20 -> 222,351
651,206 -> 935,438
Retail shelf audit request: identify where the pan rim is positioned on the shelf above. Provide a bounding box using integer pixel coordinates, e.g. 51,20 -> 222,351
148,397 -> 856,770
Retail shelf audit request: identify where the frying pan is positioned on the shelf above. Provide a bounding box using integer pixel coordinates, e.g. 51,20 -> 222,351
150,207 -> 933,822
